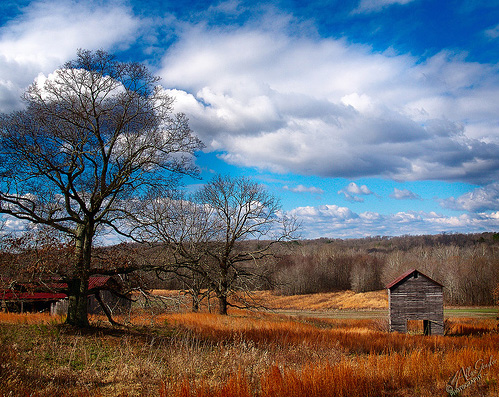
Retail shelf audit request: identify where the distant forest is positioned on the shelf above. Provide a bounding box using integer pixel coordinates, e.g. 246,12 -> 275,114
2,232 -> 498,307
153,232 -> 499,306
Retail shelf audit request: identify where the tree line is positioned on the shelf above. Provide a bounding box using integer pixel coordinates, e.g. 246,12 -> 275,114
128,232 -> 499,308
271,233 -> 499,305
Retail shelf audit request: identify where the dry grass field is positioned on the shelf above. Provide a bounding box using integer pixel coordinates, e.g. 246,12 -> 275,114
0,291 -> 498,396
250,289 -> 389,310
150,289 -> 389,311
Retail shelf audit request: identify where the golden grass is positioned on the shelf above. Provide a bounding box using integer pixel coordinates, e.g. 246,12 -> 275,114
163,351 -> 486,396
446,317 -> 499,335
160,311 -> 387,351
146,289 -> 389,311
250,289 -> 389,310
157,312 -> 499,396
1,300 -> 498,396
0,311 -> 65,324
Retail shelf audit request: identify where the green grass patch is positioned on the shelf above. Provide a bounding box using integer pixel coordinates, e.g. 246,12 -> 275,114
444,307 -> 498,318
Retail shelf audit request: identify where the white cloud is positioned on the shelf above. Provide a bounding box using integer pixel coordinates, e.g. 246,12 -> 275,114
346,182 -> 373,195
2,2 -> 497,187
485,23 -> 499,39
338,182 -> 374,202
352,0 -> 418,14
341,93 -> 375,113
160,15 -> 499,184
0,214 -> 29,235
288,205 -> 499,239
0,0 -> 142,111
283,185 -> 324,194
390,188 -> 422,200
440,183 -> 499,212
290,204 -> 357,222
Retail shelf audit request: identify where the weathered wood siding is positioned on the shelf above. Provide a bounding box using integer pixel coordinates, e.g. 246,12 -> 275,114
388,272 -> 444,335
88,290 -> 131,315
50,291 -> 131,316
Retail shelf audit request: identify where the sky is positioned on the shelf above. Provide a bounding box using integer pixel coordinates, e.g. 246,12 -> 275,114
0,0 -> 498,239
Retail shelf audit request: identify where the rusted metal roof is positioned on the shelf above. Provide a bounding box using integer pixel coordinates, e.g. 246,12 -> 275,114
1,292 -> 67,300
1,276 -> 120,301
88,276 -> 113,290
385,268 -> 443,289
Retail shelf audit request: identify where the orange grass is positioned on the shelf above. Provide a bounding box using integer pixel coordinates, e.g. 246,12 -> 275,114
163,346 -> 499,396
148,289 -> 389,310
159,313 -> 499,396
0,311 -> 65,324
2,308 -> 498,396
158,311 -> 499,355
446,317 -> 499,335
250,289 -> 389,310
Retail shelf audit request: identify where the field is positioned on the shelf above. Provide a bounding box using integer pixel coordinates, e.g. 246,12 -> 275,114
0,291 -> 498,396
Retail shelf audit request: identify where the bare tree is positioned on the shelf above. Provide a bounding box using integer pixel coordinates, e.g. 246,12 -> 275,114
0,49 -> 203,327
172,268 -> 211,312
197,175 -> 298,314
350,254 -> 383,293
138,175 -> 298,315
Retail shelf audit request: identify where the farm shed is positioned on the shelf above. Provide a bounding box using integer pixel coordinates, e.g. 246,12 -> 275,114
1,275 -> 131,316
0,289 -> 67,313
386,268 -> 444,335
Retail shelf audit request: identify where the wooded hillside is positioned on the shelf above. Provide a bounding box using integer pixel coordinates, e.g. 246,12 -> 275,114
2,232 -> 498,307
271,232 -> 499,305
153,232 -> 499,306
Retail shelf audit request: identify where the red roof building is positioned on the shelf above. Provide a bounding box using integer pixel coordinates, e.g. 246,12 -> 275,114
0,276 -> 130,315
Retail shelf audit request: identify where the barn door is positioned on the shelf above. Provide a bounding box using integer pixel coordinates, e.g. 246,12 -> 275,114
423,319 -> 431,335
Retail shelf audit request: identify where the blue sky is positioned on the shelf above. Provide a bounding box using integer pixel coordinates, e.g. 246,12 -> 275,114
1,0 -> 498,239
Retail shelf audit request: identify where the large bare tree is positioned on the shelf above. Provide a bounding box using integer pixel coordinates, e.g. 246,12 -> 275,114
0,49 -> 203,327
138,175 -> 298,315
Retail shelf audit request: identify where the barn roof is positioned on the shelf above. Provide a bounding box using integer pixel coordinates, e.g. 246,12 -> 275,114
1,292 -> 67,301
88,276 -> 113,290
1,276 -> 122,301
385,268 -> 443,289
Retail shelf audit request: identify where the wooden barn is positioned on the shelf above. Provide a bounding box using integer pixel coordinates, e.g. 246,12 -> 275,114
386,268 -> 444,335
1,275 -> 131,318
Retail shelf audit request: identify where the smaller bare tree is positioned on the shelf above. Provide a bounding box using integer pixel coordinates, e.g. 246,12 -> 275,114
137,175 -> 298,315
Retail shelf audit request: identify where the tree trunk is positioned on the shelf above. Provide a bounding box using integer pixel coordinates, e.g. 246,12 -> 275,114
65,222 -> 93,327
192,295 -> 199,312
218,295 -> 228,315
218,265 -> 228,315
66,278 -> 90,327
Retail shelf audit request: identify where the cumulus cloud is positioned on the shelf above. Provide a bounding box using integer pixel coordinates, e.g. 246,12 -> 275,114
0,214 -> 30,235
485,23 -> 499,39
283,185 -> 324,194
288,205 -> 499,239
440,183 -> 499,212
352,0 -> 418,14
338,182 -> 374,202
160,12 -> 499,184
345,182 -> 373,195
289,204 -> 357,225
390,188 -> 422,200
0,0 -> 142,112
2,2 -> 497,187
